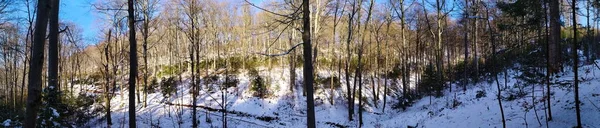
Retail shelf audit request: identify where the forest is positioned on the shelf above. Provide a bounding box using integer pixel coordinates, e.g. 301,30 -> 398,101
0,0 -> 599,127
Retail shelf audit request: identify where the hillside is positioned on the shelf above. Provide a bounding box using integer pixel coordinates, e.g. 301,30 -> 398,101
67,62 -> 600,128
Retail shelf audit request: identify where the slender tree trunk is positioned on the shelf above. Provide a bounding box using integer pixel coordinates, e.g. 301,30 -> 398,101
572,0 -> 582,127
433,0 -> 445,95
473,0 -> 479,83
345,2 -> 357,121
127,0 -> 138,127
289,30 -> 296,93
393,0 -> 410,100
185,2 -> 200,126
463,0 -> 469,92
48,0 -> 60,107
584,1 -> 591,61
357,51 -> 363,127
359,1 -> 373,126
302,0 -> 316,127
142,2 -> 150,107
543,0 -> 553,122
104,30 -> 113,127
549,0 -> 560,89
486,6 -> 506,128
21,0 -> 35,110
191,41 -> 197,128
3,39 -> 11,110
143,38 -> 148,107
24,0 -> 50,127
382,16 -> 392,112
330,0 -> 341,106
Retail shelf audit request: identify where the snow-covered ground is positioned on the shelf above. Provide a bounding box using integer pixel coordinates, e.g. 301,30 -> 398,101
79,61 -> 600,128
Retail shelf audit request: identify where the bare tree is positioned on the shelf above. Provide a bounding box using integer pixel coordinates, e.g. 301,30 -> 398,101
345,0 -> 359,121
47,0 -> 60,108
462,0 -> 469,92
572,0 -> 582,127
483,3 -> 505,128
127,0 -> 138,127
178,0 -> 202,127
421,0 -> 453,96
24,0 -> 50,127
391,0 -> 410,102
301,0 -> 316,127
547,0 -> 560,120
137,0 -> 159,108
103,29 -> 113,127
20,0 -> 35,111
355,0 -> 374,126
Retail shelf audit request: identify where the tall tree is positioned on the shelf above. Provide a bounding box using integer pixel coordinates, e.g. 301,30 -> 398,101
179,0 -> 202,127
138,0 -> 158,108
572,0 -> 582,127
357,0 -> 374,126
345,0 -> 355,121
21,0 -> 35,111
435,0 -> 445,90
103,29 -> 113,126
472,0 -> 480,83
547,0 -> 560,120
24,0 -> 50,127
302,0 -> 316,127
47,0 -> 60,107
391,0 -> 410,102
484,3 -> 506,128
462,0 -> 469,92
127,0 -> 138,127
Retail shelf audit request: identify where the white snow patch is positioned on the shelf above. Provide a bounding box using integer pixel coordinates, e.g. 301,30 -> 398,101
79,64 -> 600,127
51,107 -> 59,117
2,119 -> 11,126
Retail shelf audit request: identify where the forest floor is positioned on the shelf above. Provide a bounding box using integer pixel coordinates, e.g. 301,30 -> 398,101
76,61 -> 600,128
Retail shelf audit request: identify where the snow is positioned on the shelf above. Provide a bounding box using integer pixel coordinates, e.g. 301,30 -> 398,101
51,107 -> 59,117
79,61 -> 600,128
2,119 -> 10,126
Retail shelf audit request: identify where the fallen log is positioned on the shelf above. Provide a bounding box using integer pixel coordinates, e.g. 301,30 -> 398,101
163,102 -> 279,122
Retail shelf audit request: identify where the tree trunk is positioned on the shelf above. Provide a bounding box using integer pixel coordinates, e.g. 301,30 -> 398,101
289,30 -> 296,93
549,0 -> 560,74
345,8 -> 355,121
302,0 -> 316,127
21,0 -> 35,110
104,30 -> 113,127
463,0 -> 469,92
358,1 -> 374,126
486,6 -> 506,128
473,0 -> 479,83
127,0 -> 138,127
543,0 -> 553,121
3,35 -> 11,111
436,0 -> 445,96
48,0 -> 60,108
24,0 -> 50,127
141,0 -> 150,107
382,16 -> 391,112
572,0 -> 582,127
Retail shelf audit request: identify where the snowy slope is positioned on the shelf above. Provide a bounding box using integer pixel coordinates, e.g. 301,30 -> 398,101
81,61 -> 600,128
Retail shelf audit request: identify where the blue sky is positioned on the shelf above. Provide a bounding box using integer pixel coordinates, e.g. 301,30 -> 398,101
61,0 -> 97,45
13,0 -> 98,45
54,0 -> 595,45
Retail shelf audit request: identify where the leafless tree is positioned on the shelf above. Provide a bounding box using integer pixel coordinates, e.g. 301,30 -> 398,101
24,0 -> 50,127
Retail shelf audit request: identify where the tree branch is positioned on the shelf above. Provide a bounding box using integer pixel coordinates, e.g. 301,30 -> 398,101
254,43 -> 303,57
244,0 -> 300,19
59,26 -> 68,33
